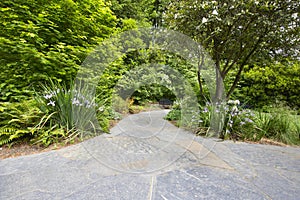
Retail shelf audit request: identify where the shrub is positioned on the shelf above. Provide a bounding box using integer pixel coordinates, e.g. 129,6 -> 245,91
164,109 -> 181,121
0,0 -> 117,102
164,100 -> 182,121
237,61 -> 300,109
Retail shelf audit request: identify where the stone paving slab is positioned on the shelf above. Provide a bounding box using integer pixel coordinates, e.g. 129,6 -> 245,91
155,166 -> 267,200
0,110 -> 299,199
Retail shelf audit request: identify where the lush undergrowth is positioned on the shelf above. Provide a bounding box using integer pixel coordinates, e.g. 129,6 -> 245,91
1,93 -> 299,147
165,100 -> 300,146
0,81 -> 116,147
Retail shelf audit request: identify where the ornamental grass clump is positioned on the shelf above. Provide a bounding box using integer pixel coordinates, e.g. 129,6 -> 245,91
255,107 -> 300,145
34,80 -> 105,146
195,100 -> 256,141
222,100 -> 256,140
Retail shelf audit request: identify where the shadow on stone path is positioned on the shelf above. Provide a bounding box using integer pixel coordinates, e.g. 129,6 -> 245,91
0,110 -> 299,199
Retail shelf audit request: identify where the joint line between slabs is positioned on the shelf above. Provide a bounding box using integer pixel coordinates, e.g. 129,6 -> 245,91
148,175 -> 157,200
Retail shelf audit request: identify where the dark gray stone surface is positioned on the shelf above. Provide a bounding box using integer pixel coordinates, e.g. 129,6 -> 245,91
0,110 -> 299,199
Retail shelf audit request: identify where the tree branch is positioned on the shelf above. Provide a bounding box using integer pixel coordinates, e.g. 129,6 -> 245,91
227,28 -> 268,98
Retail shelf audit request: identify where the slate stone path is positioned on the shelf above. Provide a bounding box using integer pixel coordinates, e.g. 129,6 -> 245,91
0,110 -> 299,200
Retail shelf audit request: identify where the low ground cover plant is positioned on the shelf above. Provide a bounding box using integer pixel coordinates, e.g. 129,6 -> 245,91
165,99 -> 300,145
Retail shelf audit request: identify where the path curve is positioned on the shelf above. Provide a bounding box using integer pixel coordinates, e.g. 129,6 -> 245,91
0,110 -> 299,199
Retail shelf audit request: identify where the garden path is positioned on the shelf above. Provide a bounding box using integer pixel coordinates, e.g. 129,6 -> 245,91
1,110 -> 299,199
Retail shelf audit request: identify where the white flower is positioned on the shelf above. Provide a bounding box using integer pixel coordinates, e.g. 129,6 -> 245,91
228,100 -> 235,104
43,94 -> 53,99
72,98 -> 80,106
292,13 -> 298,19
228,100 -> 240,105
202,17 -> 208,23
212,10 -> 218,15
98,106 -> 104,112
47,100 -> 55,107
234,100 -> 240,105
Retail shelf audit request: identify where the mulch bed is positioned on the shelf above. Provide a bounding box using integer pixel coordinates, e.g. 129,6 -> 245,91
0,142 -> 55,159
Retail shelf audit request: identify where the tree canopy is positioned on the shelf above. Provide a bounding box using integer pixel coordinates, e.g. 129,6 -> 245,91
166,0 -> 299,98
108,0 -> 170,27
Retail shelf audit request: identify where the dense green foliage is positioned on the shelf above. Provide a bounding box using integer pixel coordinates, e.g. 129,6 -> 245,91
0,0 -> 299,147
97,48 -> 198,106
108,0 -> 170,27
0,0 -> 117,146
0,0 -> 116,102
237,61 -> 300,109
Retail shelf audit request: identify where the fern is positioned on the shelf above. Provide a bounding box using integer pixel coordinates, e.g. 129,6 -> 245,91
0,127 -> 17,146
0,100 -> 42,146
0,136 -> 11,146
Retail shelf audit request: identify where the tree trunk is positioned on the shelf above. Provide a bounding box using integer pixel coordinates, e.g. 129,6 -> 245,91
197,50 -> 205,98
215,66 -> 224,102
197,70 -> 204,97
214,59 -> 224,103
